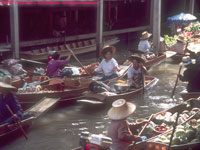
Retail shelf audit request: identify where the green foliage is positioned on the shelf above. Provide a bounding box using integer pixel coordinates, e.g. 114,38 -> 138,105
164,35 -> 177,47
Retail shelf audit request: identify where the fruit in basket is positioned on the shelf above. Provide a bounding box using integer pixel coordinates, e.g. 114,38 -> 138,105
172,137 -> 181,145
175,129 -> 186,137
180,136 -> 188,144
154,114 -> 164,124
186,129 -> 196,142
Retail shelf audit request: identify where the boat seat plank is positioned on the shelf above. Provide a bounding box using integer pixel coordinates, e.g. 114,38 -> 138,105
26,97 -> 59,118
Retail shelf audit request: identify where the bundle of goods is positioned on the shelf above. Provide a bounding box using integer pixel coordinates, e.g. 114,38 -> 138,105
143,107 -> 200,139
79,62 -> 100,75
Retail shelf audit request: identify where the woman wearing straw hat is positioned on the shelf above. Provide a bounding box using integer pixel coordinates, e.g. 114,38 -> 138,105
178,56 -> 200,92
0,76 -> 23,125
127,55 -> 147,89
137,31 -> 152,53
167,36 -> 186,55
95,45 -> 119,81
107,99 -> 148,150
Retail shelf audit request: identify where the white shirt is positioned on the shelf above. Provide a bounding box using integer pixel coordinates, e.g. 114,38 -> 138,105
95,58 -> 118,76
138,40 -> 151,53
127,66 -> 142,85
169,42 -> 185,55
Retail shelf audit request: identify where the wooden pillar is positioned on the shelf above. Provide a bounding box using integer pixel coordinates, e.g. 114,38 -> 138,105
96,0 -> 103,58
10,1 -> 20,59
189,0 -> 195,14
150,0 -> 154,32
153,0 -> 161,55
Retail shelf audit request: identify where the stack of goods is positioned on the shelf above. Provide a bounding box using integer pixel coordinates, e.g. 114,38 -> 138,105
153,118 -> 200,145
79,62 -> 99,75
143,107 -> 200,139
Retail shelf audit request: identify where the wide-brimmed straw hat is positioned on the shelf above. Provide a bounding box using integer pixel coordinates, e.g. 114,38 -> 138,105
100,45 -> 116,57
128,55 -> 145,64
177,36 -> 185,43
108,99 -> 136,120
0,76 -> 17,91
140,31 -> 152,40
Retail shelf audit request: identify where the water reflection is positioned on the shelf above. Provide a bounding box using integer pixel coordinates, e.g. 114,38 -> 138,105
0,57 -> 187,150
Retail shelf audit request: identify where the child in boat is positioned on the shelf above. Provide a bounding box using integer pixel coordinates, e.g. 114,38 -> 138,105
127,55 -> 147,89
0,76 -> 23,125
137,31 -> 152,53
107,99 -> 148,150
95,46 -> 119,81
47,51 -> 72,77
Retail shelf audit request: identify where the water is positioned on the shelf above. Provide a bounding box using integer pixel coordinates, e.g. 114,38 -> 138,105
0,48 -> 187,150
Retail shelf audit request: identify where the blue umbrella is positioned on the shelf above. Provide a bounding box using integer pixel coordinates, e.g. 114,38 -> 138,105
167,13 -> 197,25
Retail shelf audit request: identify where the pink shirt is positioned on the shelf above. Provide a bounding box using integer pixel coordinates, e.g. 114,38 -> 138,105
47,59 -> 67,77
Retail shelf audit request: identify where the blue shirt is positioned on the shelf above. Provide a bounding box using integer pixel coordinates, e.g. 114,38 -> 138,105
0,93 -> 23,123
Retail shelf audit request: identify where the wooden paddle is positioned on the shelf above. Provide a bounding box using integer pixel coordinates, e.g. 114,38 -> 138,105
65,44 -> 90,76
6,105 -> 28,140
131,114 -> 154,148
171,63 -> 183,98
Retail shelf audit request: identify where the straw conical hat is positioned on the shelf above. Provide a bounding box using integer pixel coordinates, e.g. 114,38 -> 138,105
100,45 -> 116,57
128,55 -> 145,64
108,99 -> 136,120
0,76 -> 17,91
140,31 -> 152,40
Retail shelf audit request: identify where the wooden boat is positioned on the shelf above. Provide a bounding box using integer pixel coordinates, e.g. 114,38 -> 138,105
0,97 -> 59,139
72,98 -> 200,150
146,99 -> 200,150
83,76 -> 159,103
180,90 -> 200,101
20,36 -> 119,61
15,61 -> 132,104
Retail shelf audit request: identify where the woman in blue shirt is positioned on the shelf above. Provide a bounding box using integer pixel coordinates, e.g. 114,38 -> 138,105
0,76 -> 23,125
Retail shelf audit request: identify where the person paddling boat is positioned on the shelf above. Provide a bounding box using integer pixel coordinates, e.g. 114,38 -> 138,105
107,99 -> 149,150
127,55 -> 147,89
0,76 -> 23,125
95,46 -> 119,81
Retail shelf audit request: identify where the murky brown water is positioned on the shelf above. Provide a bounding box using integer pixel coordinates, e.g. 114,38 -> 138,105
0,43 -> 187,150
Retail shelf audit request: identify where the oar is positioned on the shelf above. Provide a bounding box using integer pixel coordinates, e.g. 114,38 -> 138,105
168,112 -> 180,150
6,105 -> 28,140
141,67 -> 145,95
131,114 -> 154,148
171,63 -> 183,98
65,44 -> 90,76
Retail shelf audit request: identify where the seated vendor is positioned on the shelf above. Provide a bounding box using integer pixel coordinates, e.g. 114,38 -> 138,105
167,36 -> 185,55
0,76 -> 23,125
137,31 -> 152,53
47,51 -> 71,77
179,56 -> 200,92
127,55 -> 147,89
95,46 -> 119,81
107,99 -> 148,150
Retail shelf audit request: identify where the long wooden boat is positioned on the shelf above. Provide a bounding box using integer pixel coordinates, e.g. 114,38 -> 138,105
146,99 -> 200,150
72,99 -> 200,150
0,97 -> 59,139
83,76 -> 158,103
20,36 -> 119,61
15,61 -> 132,104
180,90 -> 200,101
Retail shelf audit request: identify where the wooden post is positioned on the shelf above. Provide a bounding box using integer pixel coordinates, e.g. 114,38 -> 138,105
153,0 -> 161,55
96,0 -> 103,58
150,0 -> 154,32
189,0 -> 195,14
10,1 -> 20,59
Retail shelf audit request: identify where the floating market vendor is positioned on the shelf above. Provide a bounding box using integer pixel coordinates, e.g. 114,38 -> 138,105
178,56 -> 200,92
0,76 -> 23,125
95,46 -> 119,81
137,31 -> 152,53
167,36 -> 186,55
127,55 -> 147,89
47,51 -> 72,77
107,99 -> 149,150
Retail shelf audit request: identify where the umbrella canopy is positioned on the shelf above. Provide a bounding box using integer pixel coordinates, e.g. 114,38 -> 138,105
167,13 -> 197,25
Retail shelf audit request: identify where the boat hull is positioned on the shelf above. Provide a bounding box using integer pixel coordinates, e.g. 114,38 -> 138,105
180,90 -> 200,101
